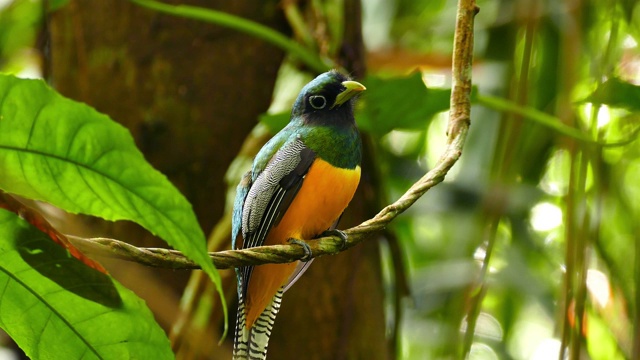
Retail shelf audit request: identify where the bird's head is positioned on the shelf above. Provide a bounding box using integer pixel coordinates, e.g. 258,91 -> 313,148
291,70 -> 366,126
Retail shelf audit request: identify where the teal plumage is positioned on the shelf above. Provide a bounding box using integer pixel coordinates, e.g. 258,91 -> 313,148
231,70 -> 365,360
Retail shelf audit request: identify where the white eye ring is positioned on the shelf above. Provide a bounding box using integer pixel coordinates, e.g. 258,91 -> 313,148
309,95 -> 327,110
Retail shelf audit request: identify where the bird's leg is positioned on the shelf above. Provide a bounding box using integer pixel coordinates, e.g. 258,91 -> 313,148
288,239 -> 313,262
319,229 -> 348,250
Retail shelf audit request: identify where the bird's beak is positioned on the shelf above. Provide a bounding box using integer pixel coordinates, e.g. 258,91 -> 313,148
332,80 -> 366,108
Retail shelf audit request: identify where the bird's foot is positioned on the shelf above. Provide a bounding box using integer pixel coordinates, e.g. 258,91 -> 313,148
288,239 -> 313,262
320,229 -> 348,250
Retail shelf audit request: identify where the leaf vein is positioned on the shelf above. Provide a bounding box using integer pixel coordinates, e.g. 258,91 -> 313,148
0,263 -> 103,359
0,145 -> 186,244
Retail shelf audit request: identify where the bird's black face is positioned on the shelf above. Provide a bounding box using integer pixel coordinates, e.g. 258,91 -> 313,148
291,71 -> 365,126
301,78 -> 345,115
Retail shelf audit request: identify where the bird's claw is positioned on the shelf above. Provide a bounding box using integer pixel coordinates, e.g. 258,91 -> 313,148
320,229 -> 348,250
288,239 -> 313,262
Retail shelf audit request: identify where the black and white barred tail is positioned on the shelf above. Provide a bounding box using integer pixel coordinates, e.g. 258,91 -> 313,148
233,288 -> 284,360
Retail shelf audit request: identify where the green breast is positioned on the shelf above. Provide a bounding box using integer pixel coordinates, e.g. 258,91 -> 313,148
297,125 -> 361,170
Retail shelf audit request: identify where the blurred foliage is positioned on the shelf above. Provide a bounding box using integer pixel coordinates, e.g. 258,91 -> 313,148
0,0 -> 42,75
366,0 -> 640,359
2,0 -> 640,359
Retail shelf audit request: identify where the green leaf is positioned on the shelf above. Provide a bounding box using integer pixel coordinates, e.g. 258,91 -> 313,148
0,75 -> 226,331
358,72 -> 452,135
0,209 -> 173,359
585,77 -> 640,112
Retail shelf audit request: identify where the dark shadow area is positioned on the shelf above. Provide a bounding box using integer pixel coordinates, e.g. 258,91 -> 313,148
15,226 -> 123,309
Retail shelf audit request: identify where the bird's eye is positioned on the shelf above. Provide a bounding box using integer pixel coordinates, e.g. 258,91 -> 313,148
309,95 -> 327,110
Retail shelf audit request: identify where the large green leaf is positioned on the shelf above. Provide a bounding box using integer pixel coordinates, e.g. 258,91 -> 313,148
358,72 -> 452,135
0,75 -> 226,326
0,209 -> 173,359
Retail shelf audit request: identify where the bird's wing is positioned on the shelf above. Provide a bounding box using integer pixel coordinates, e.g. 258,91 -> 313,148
237,137 -> 316,297
232,170 -> 252,252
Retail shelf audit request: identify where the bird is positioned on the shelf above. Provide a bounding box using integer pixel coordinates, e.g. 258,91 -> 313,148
231,70 -> 365,360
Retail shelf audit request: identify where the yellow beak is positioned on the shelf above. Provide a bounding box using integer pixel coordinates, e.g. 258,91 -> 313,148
333,80 -> 366,108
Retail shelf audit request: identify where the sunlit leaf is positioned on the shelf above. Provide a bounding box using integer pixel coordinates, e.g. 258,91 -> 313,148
0,75 -> 226,327
0,209 -> 173,359
585,311 -> 627,360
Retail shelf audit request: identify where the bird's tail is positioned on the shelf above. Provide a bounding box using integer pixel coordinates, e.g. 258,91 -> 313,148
233,288 -> 284,360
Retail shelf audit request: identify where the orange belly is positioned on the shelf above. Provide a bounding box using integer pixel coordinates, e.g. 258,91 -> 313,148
244,159 -> 361,328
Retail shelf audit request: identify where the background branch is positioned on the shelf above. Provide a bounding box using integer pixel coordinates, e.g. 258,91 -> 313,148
69,0 -> 477,271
